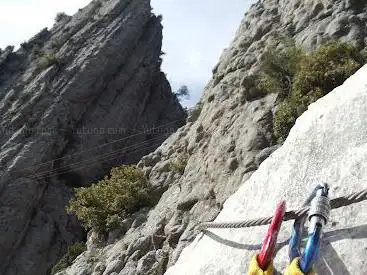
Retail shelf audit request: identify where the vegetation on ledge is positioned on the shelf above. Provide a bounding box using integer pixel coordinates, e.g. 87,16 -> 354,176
51,242 -> 86,274
170,153 -> 189,175
257,41 -> 365,143
66,165 -> 151,233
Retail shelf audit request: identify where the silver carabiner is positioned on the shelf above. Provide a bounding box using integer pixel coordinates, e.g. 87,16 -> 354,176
288,183 -> 330,273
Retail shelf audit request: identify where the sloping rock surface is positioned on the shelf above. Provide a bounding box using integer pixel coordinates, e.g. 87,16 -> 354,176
167,64 -> 367,275
47,0 -> 367,274
0,0 -> 185,274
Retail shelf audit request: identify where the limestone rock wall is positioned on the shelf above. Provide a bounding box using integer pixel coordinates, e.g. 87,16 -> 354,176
20,0 -> 367,274
0,0 -> 185,274
167,63 -> 367,275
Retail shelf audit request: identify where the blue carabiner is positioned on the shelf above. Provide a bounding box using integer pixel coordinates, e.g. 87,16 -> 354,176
288,183 -> 330,274
300,223 -> 322,272
288,217 -> 305,261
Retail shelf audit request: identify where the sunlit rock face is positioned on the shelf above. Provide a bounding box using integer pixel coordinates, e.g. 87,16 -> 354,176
167,64 -> 367,274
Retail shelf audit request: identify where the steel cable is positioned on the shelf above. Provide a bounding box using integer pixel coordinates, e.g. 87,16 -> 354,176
14,118 -> 185,174
31,140 -> 167,179
197,189 -> 367,230
29,134 -> 169,179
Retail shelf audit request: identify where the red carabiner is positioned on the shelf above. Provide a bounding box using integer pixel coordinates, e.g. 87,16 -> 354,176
257,201 -> 286,270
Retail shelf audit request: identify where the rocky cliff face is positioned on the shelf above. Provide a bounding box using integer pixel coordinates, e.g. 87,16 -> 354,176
9,0 -> 367,274
59,0 -> 367,274
0,0 -> 185,274
167,63 -> 367,274
57,1 -> 367,275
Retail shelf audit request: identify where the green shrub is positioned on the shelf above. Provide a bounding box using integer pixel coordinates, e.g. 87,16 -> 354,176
188,103 -> 203,122
273,98 -> 300,143
256,73 -> 283,95
40,53 -> 59,69
293,42 -> 364,99
261,46 -> 305,79
170,153 -> 189,175
258,46 -> 306,98
66,165 -> 151,232
259,41 -> 365,142
51,242 -> 86,274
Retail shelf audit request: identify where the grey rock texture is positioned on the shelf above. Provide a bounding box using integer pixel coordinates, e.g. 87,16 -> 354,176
167,64 -> 367,274
0,0 -> 185,274
23,0 -> 367,274
59,0 -> 367,274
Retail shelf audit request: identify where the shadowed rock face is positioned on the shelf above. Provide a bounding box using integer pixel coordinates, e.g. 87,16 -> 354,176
57,1 -> 367,275
0,0 -> 185,274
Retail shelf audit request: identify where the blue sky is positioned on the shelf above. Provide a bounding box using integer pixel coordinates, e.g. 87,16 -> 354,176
0,0 -> 253,107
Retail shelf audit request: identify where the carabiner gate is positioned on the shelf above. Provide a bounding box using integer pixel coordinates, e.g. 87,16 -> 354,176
258,201 -> 286,271
288,183 -> 330,273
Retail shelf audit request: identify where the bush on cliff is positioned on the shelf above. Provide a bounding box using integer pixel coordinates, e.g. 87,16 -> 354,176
258,46 -> 305,99
40,53 -> 60,69
55,12 -> 69,23
66,165 -> 151,232
258,41 -> 365,142
51,242 -> 86,274
170,153 -> 189,175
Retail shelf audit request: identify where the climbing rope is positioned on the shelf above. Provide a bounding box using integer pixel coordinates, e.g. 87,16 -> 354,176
197,189 -> 367,230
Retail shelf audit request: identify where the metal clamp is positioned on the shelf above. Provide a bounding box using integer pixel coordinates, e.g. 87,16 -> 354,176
288,183 -> 330,273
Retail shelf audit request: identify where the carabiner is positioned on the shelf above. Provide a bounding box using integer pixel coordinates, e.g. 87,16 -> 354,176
258,201 -> 286,271
288,215 -> 306,261
288,183 -> 330,274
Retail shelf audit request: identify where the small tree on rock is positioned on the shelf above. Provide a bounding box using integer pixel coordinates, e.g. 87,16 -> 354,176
174,85 -> 190,101
66,165 -> 152,232
55,12 -> 70,23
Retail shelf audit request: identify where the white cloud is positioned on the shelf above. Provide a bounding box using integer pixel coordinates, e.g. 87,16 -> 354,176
0,0 -> 254,107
